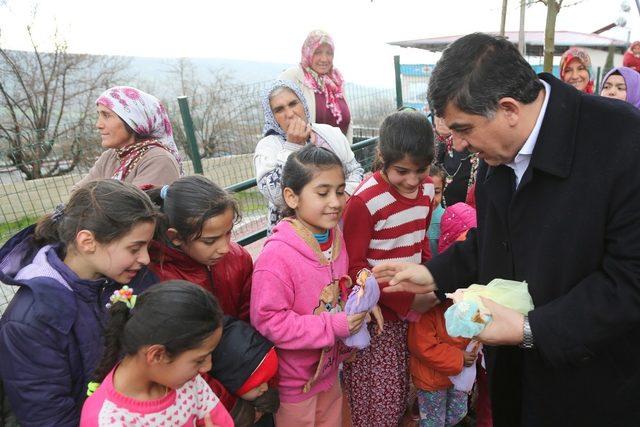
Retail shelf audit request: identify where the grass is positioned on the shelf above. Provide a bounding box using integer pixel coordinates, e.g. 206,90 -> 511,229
234,188 -> 267,216
0,214 -> 40,244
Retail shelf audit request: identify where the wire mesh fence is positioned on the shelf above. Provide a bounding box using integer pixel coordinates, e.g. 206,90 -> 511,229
0,79 -> 394,313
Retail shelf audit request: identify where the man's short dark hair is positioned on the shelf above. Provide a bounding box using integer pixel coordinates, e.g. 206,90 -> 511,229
428,33 -> 543,117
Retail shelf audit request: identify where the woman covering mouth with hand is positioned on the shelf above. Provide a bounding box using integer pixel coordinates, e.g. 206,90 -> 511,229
254,80 -> 363,234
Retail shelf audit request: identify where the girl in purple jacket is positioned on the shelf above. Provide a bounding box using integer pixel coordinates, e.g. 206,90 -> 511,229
0,180 -> 158,426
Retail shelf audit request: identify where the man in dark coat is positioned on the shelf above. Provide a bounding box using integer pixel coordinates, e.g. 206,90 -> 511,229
374,33 -> 640,426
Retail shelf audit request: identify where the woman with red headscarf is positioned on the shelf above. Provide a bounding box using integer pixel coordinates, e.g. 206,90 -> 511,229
559,47 -> 594,94
623,41 -> 640,72
280,30 -> 354,143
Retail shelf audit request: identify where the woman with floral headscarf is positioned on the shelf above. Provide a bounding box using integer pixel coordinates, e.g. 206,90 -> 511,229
280,30 -> 354,143
559,47 -> 594,94
73,86 -> 182,190
254,80 -> 363,233
623,41 -> 640,72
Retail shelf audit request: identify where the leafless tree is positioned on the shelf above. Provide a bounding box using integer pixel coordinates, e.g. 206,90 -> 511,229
165,58 -> 264,157
0,25 -> 130,179
539,0 -> 584,72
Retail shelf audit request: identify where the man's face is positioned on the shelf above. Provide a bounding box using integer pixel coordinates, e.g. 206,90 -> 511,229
442,102 -> 520,166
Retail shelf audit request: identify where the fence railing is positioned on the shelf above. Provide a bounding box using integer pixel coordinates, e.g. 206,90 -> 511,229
0,135 -> 379,315
0,77 -> 387,314
229,135 -> 379,247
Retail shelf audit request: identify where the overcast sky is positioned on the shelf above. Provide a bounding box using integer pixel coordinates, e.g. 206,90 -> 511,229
0,0 -> 637,86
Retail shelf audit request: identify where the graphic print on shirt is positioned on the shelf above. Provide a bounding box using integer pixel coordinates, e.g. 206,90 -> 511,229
303,275 -> 352,392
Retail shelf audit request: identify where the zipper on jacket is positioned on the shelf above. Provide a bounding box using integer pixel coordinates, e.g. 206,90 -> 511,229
206,266 -> 215,292
98,280 -> 109,330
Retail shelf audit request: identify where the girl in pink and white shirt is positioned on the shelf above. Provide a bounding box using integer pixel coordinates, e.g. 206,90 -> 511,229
80,280 -> 232,427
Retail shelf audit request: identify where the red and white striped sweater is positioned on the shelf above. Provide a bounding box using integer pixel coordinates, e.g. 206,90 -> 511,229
342,171 -> 434,321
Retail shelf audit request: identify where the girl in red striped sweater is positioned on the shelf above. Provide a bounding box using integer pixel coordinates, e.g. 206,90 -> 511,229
342,110 -> 440,426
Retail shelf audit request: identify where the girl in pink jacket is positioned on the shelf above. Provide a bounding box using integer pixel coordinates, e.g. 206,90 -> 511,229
251,144 -> 366,426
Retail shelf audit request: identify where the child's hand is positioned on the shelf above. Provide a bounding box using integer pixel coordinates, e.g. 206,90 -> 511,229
347,312 -> 367,335
286,116 -> 311,144
463,350 -> 478,367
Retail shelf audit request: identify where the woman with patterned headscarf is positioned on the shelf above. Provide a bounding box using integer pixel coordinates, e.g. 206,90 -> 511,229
73,86 -> 182,190
280,30 -> 354,143
623,41 -> 640,72
254,80 -> 363,233
559,47 -> 594,94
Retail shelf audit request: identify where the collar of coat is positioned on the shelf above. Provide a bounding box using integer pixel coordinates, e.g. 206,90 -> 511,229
485,73 -> 580,186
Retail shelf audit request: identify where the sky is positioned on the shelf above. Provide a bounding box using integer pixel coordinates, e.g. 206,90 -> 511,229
0,0 -> 638,87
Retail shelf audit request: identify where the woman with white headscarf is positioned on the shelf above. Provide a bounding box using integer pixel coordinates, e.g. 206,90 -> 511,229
254,80 -> 363,233
73,86 -> 182,190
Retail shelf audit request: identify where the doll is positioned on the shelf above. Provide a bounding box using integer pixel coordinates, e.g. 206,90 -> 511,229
344,269 -> 384,349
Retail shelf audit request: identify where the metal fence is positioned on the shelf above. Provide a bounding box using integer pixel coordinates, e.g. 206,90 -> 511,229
0,136 -> 379,315
0,80 -> 395,242
0,79 -> 392,314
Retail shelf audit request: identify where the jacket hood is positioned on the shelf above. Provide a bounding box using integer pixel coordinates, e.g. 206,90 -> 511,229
211,316 -> 274,394
264,218 -> 342,266
0,225 -> 107,333
0,225 -> 158,333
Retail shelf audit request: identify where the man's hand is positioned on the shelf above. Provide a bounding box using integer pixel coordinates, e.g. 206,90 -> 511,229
372,262 -> 437,294
286,116 -> 312,144
476,297 -> 525,346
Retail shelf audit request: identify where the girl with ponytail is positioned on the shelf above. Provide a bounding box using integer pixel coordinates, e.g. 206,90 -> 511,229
80,280 -> 232,427
0,179 -> 158,426
146,175 -> 254,321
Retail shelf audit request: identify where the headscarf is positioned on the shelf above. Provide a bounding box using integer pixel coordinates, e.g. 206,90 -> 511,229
300,30 -> 346,125
627,41 -> 640,57
601,66 -> 640,109
96,86 -> 182,179
559,47 -> 594,94
261,80 -> 311,139
438,202 -> 477,253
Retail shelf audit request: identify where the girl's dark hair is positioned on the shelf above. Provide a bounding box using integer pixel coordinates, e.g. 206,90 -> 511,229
281,144 -> 344,217
231,398 -> 257,427
252,388 -> 280,413
429,163 -> 446,181
34,180 -> 157,246
146,175 -> 240,241
93,280 -> 223,382
377,110 -> 435,171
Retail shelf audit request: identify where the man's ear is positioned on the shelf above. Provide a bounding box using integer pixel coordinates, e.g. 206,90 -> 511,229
166,228 -> 183,247
75,230 -> 97,254
497,97 -> 521,126
283,187 -> 299,210
145,344 -> 169,365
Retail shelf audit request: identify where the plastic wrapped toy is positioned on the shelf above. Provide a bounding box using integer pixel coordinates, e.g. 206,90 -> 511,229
344,269 -> 384,349
445,279 -> 534,338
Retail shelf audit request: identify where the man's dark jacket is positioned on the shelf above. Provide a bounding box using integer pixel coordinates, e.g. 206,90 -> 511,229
427,73 -> 640,426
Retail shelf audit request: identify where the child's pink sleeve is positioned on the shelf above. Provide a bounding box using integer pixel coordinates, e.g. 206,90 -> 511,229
251,269 -> 350,349
195,375 -> 234,427
204,404 -> 234,427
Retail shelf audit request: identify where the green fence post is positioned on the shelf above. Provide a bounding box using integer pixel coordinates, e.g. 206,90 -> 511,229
595,66 -> 602,94
394,55 -> 403,109
177,96 -> 203,174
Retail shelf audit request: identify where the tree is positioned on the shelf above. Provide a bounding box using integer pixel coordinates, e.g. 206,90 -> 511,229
165,58 -> 263,157
0,25 -> 129,179
500,0 -> 508,36
539,0 -> 584,72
